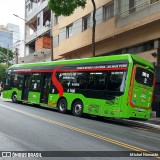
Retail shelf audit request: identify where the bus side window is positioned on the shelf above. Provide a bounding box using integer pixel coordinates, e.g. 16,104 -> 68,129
30,73 -> 41,91
18,75 -> 24,89
11,74 -> 19,88
3,75 -> 11,89
5,76 -> 10,86
56,72 -> 68,88
77,73 -> 88,89
107,71 -> 125,92
88,72 -> 106,90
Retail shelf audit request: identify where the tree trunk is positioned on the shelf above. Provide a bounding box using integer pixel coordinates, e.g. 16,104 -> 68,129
91,0 -> 96,57
50,11 -> 54,61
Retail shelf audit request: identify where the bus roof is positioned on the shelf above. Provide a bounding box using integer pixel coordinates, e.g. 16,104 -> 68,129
9,54 -> 154,70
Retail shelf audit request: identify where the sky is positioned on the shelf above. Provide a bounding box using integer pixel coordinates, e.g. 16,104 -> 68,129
0,0 -> 25,39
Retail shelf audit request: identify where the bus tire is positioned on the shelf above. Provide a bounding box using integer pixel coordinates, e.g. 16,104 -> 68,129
12,92 -> 17,103
57,98 -> 67,114
72,100 -> 83,117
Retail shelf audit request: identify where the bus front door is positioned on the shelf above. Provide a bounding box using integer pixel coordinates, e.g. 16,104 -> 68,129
40,75 -> 51,104
22,76 -> 31,101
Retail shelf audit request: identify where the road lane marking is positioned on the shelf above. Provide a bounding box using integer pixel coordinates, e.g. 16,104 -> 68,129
1,104 -> 160,159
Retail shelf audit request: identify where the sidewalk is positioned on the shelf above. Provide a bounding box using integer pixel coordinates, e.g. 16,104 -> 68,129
148,117 -> 160,125
123,117 -> 160,129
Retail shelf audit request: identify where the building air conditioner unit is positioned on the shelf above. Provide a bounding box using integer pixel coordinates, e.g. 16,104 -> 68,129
45,20 -> 50,27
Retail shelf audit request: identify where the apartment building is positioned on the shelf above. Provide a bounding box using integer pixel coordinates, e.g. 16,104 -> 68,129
53,0 -> 160,65
0,25 -> 13,50
6,23 -> 20,44
21,0 -> 51,63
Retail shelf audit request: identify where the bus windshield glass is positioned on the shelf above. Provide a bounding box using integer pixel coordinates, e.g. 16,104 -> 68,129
135,67 -> 154,87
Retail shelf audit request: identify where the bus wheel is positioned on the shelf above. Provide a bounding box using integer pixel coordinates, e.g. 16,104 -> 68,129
57,98 -> 67,114
72,100 -> 83,117
12,93 -> 17,103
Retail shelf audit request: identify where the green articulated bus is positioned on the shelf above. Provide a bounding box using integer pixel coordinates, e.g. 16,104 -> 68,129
2,54 -> 155,120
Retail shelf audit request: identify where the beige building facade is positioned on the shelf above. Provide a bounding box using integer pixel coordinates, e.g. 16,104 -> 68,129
52,0 -> 160,65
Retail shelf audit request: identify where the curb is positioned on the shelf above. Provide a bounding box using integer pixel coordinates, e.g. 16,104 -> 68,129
120,119 -> 160,130
0,97 -> 11,101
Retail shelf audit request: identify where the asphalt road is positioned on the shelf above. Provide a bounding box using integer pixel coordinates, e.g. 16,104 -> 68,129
0,98 -> 159,160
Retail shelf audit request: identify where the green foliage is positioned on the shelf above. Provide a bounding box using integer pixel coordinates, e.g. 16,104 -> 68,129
0,63 -> 7,82
0,47 -> 14,64
48,0 -> 86,16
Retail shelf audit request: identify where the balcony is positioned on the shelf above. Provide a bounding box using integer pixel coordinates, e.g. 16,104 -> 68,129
25,25 -> 51,44
117,0 -> 160,27
26,0 -> 48,22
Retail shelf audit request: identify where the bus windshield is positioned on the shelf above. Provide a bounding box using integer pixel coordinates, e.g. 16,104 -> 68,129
135,67 -> 154,87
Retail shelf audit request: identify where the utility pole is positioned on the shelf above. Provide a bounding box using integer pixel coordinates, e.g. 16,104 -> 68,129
15,48 -> 18,64
6,47 -> 9,67
50,11 -> 54,61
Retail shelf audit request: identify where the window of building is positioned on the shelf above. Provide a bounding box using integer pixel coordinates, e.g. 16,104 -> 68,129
54,16 -> 59,26
103,1 -> 114,21
150,0 -> 159,4
37,17 -> 40,26
82,14 -> 91,31
26,1 -> 33,13
102,41 -> 154,57
126,41 -> 154,54
53,35 -> 59,48
129,0 -> 136,13
66,24 -> 73,38
30,1 -> 33,10
43,9 -> 51,26
37,0 -> 40,5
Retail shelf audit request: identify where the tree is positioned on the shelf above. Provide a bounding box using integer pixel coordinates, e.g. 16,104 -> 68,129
0,63 -> 7,82
0,47 -> 14,66
48,0 -> 96,57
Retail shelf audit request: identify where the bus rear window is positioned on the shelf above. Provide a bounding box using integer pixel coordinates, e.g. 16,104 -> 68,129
135,67 -> 154,87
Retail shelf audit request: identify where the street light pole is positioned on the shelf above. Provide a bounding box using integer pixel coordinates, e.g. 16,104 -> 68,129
6,47 -> 9,66
13,14 -> 36,32
13,14 -> 27,22
15,48 -> 18,64
13,13 -> 38,62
